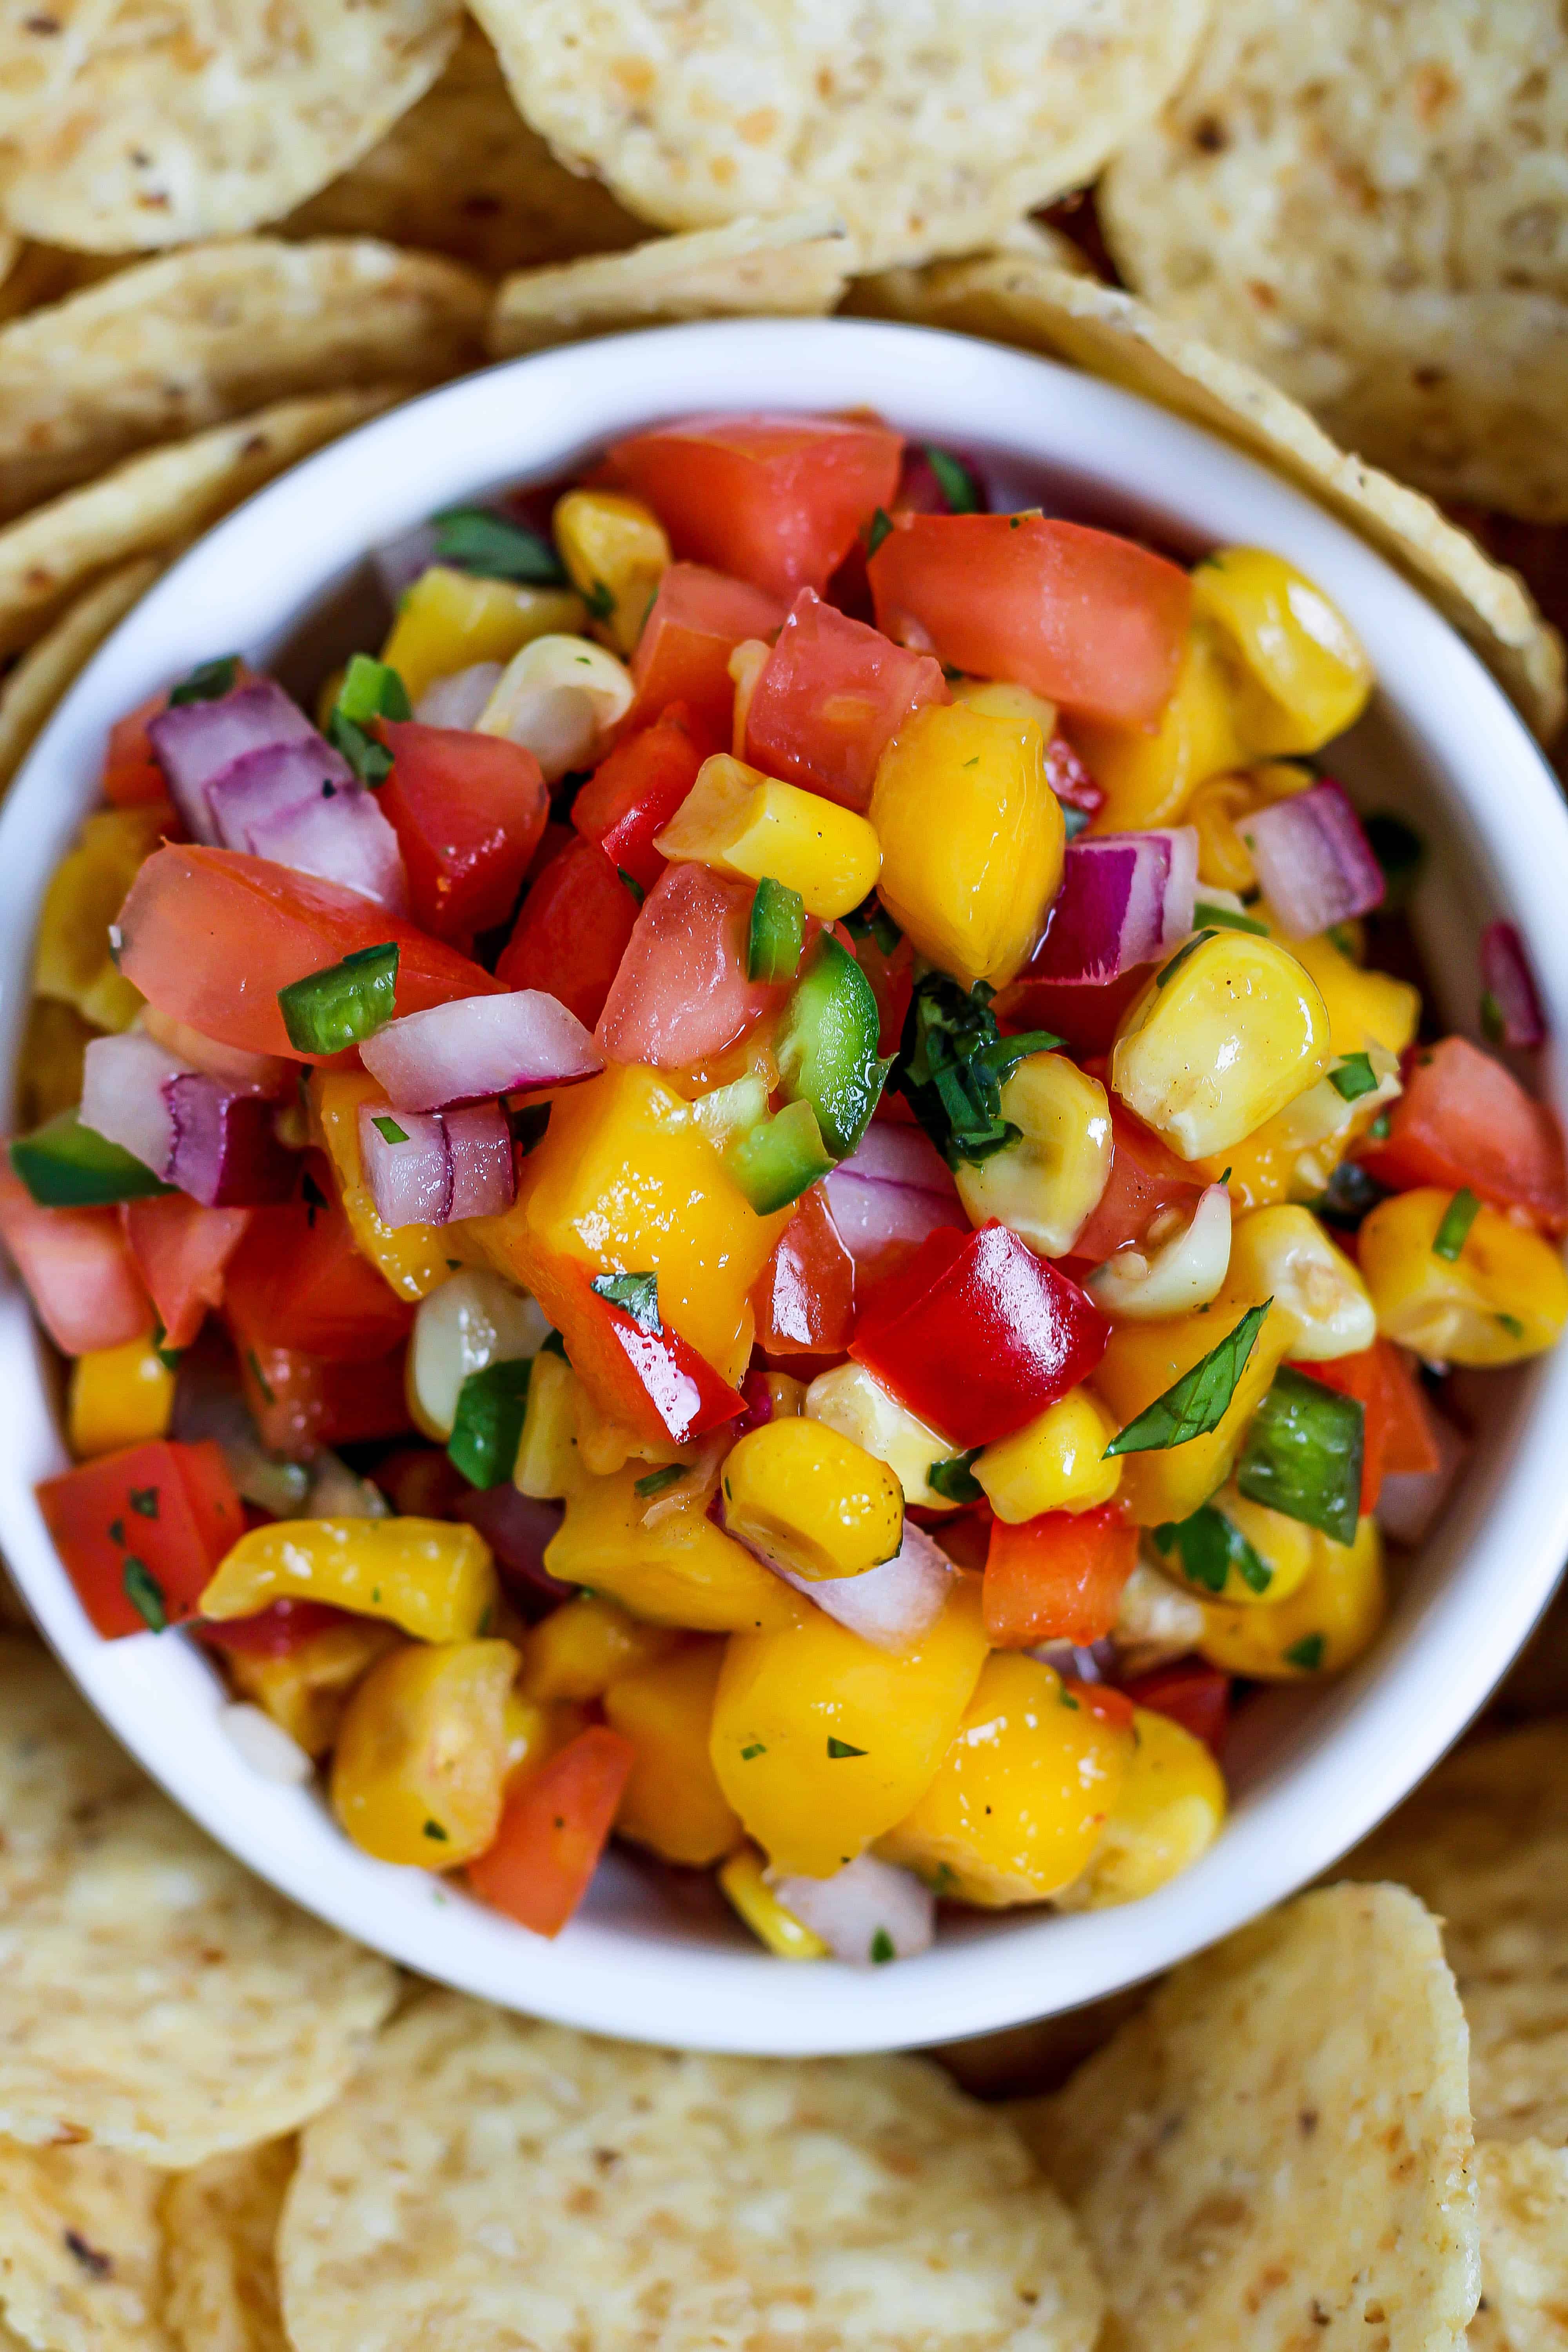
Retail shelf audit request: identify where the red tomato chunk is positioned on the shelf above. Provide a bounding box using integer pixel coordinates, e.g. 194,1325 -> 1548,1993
495,837 -> 641,1030
744,587 -> 950,812
982,1505 -> 1138,1647
378,721 -> 548,942
467,1724 -> 636,1936
594,862 -> 774,1070
571,701 -> 718,892
628,564 -> 785,735
1355,1034 -> 1568,1233
37,1437 -> 243,1638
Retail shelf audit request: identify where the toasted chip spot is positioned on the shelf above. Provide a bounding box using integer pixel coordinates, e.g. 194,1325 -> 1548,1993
0,2141 -> 169,2352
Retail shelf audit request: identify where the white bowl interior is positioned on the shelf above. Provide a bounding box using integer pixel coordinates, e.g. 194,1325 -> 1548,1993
2,319 -> 1567,2055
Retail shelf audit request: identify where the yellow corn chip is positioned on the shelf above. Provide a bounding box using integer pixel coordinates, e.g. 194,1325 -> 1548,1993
0,2140 -> 171,2352
163,2140 -> 296,2352
1470,2141 -> 1568,2352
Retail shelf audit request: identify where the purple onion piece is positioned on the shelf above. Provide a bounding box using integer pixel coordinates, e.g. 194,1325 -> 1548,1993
453,1485 -> 571,1612
205,737 -> 354,845
1240,781 -> 1383,940
1480,920 -> 1547,1049
1027,827 -> 1198,986
80,1031 -> 297,1207
241,781 -> 408,913
360,990 -> 603,1113
769,1853 -> 935,1963
358,1100 -> 514,1228
821,1122 -> 962,1272
149,679 -> 319,842
372,520 -> 441,604
766,1522 -> 956,1653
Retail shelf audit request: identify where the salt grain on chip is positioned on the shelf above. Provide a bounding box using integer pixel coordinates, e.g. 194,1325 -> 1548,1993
0,1637 -> 397,2170
163,2139 -> 296,2352
279,1987 -> 1104,2352
1011,1883 -> 1479,2352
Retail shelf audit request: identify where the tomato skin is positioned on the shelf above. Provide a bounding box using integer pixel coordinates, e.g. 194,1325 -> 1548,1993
997,963 -> 1154,1060
1355,1034 -> 1568,1233
378,721 -> 548,942
223,1162 -> 412,1364
1296,1338 -> 1439,1513
36,1437 -> 243,1639
752,1182 -> 856,1356
495,837 -> 640,1030
0,1167 -> 150,1354
982,1504 -> 1138,1647
608,414 -> 904,600
121,1196 -> 251,1350
116,844 -> 502,1062
628,563 -> 785,735
1120,1661 -> 1230,1755
868,510 -> 1191,731
236,1336 -> 411,1459
570,701 -> 718,892
104,691 -> 171,809
1066,1102 -> 1204,1267
594,862 -> 773,1070
744,588 -> 950,813
467,1723 -> 635,1936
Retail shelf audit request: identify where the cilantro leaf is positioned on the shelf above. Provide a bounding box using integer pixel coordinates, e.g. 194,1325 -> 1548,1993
432,505 -> 566,584
865,507 -> 894,558
826,1736 -> 866,1759
1105,1300 -> 1273,1455
892,971 -> 1060,1167
1433,1187 -> 1481,1261
371,1114 -> 408,1145
924,445 -> 982,513
1193,899 -> 1268,936
122,1558 -> 167,1632
633,1463 -> 685,1498
927,1451 -> 983,1504
1328,1051 -> 1379,1103
1284,1633 -> 1326,1673
592,1270 -> 660,1334
1153,1503 -> 1272,1595
168,654 -> 239,706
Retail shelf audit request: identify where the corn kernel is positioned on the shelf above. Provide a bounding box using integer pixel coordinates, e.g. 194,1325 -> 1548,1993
974,1388 -> 1122,1524
1198,1514 -> 1385,1679
545,1464 -> 800,1633
653,753 -> 881,920
728,637 -> 770,755
804,1361 -> 959,1511
954,1051 -> 1112,1255
34,806 -> 165,1033
1112,930 -> 1332,1161
552,488 -> 670,658
718,1846 -> 829,1958
518,1592 -> 681,1702
1077,620 -> 1245,833
1191,549 -> 1373,756
512,1347 -> 584,1498
478,633 -> 633,782
1087,1184 -> 1232,1321
226,1619 -> 400,1758
407,1268 -> 549,1441
199,1517 -> 499,1643
67,1334 -> 174,1459
330,1637 -> 518,1866
1359,1188 -> 1568,1365
1186,763 -> 1312,893
1055,1705 -> 1225,1909
604,1639 -> 741,1867
381,564 -> 586,704
948,677 -> 1059,736
1225,1204 -> 1375,1361
720,1417 -> 904,1582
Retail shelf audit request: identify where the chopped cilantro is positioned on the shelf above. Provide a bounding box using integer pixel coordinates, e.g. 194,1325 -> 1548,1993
892,970 -> 1060,1167
245,1348 -> 276,1406
1193,899 -> 1268,936
1497,1312 -> 1526,1339
740,1741 -> 766,1761
634,1463 -> 685,1498
826,1737 -> 866,1759
122,1558 -> 167,1632
1284,1633 -> 1326,1673
618,868 -> 646,907
371,1114 -> 409,1145
592,1270 -> 660,1333
1433,1188 -> 1481,1262
1154,929 -> 1217,989
865,506 -> 894,558
584,578 -> 616,622
422,1818 -> 450,1841
927,1450 -> 983,1504
1154,1503 -> 1273,1595
869,1926 -> 897,1964
128,1485 -> 160,1519
432,505 -> 566,584
1328,1052 -> 1379,1103
167,654 -> 239,706
1106,1301 -> 1272,1455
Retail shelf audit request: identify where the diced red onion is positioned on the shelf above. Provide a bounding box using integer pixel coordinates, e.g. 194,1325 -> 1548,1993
771,1521 -> 955,1653
360,990 -> 603,1112
452,1485 -> 571,1611
80,1031 -> 296,1207
733,1367 -> 776,1437
415,662 -> 502,730
1240,780 -> 1384,939
149,679 -> 321,842
358,1100 -> 514,1228
1029,1638 -> 1116,1682
238,773 -> 408,912
1045,731 -> 1104,819
1027,828 -> 1197,986
822,1123 -> 962,1274
140,1005 -> 294,1099
768,1853 -> 935,1964
1376,1412 -> 1468,1548
372,520 -> 441,603
1480,920 -> 1546,1049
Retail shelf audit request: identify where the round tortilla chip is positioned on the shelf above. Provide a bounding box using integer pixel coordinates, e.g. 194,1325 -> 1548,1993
1099,1 -> 1568,523
162,2141 -> 296,2352
1346,1720 -> 1568,2149
1472,2140 -> 1568,2352
0,0 -> 463,252
282,23 -> 644,279
489,209 -> 850,358
0,238 -> 485,522
279,1988 -> 1104,2352
0,555 -> 160,797
0,2140 -> 172,2352
0,1637 -> 398,2169
852,249 -> 1566,743
468,0 -> 1210,271
1011,1883 -> 1478,2352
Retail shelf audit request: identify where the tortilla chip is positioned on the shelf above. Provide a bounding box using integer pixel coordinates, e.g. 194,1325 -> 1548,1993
468,0 -> 1210,271
852,251 -> 1566,743
279,1987 -> 1104,2352
1012,1883 -> 1478,2352
1345,1720 -> 1568,2149
0,239 -> 485,523
0,1637 -> 397,2169
0,387 -> 396,660
489,209 -> 850,358
0,556 -> 158,795
1098,2 -> 1568,524
163,2141 -> 295,2352
283,22 -> 644,278
0,0 -> 462,252
0,2140 -> 171,2352
1471,2141 -> 1568,2352
0,242 -> 127,327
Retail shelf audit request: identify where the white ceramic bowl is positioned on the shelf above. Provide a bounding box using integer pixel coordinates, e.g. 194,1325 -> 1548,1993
4,318 -> 1567,2056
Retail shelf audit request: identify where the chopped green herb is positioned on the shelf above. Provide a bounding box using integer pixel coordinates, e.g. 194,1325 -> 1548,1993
1236,1365 -> 1363,1546
432,505 -> 566,584
122,1558 -> 167,1632
1219,1168 -> 1232,1187
1367,1109 -> 1392,1141
1326,923 -> 1359,960
869,1926 -> 897,1964
1283,1633 -> 1326,1673
865,506 -> 894,558
1433,1188 -> 1481,1262
422,1818 -> 450,1841
371,1113 -> 409,1146
893,970 -> 1060,1167
150,1320 -> 183,1373
1329,1052 -> 1379,1103
1153,1503 -> 1272,1595
108,1519 -> 125,1546
634,1463 -> 685,1498
746,876 -> 806,984
1480,989 -> 1505,1045
325,654 -> 410,784
927,1451 -> 983,1504
447,1357 -> 533,1490
1497,1312 -> 1525,1339
278,940 -> 399,1054
592,1270 -> 660,1334
1193,900 -> 1268,936
1154,929 -> 1217,990
1106,1301 -> 1273,1457
584,578 -> 616,622
245,1349 -> 275,1406
1363,812 -> 1423,908
826,1737 -> 866,1759
924,445 -> 982,512
9,1110 -> 172,1206
129,1485 -> 160,1520
167,654 -> 239,706
843,895 -> 902,956
617,867 -> 646,907
740,1741 -> 766,1761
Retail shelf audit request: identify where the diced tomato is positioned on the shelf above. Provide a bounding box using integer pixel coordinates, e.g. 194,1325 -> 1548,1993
223,1162 -> 412,1364
744,588 -> 950,813
1295,1347 -> 1385,1515
570,701 -> 718,892
196,1597 -> 354,1656
368,1445 -> 470,1519
1121,1660 -> 1231,1756
868,510 -> 1191,731
1376,1340 -> 1441,1476
982,1505 -> 1138,1646
121,1196 -> 251,1350
103,690 -> 172,809
495,837 -> 641,1030
1064,1103 -> 1203,1267
116,844 -> 503,1062
36,1437 -> 243,1639
753,1183 -> 856,1356
594,862 -> 774,1069
236,1336 -> 411,1459
608,414 -> 904,601
628,563 -> 785,735
377,721 -> 548,942
0,1166 -> 150,1354
1071,1678 -> 1137,1733
467,1723 -> 635,1936
1355,1035 -> 1568,1233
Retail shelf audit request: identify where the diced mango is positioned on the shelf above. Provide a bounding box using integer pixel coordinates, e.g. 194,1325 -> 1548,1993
1191,548 -> 1373,756
1078,620 -> 1245,834
68,1334 -> 175,1458
1359,1188 -> 1568,1365
1197,1514 -> 1386,1679
330,1637 -> 518,1866
1056,1705 -> 1225,1909
199,1517 -> 498,1642
604,1638 -> 741,1867
720,1417 -> 904,1581
544,1464 -> 800,1633
225,1618 -> 401,1757
34,806 -> 166,1032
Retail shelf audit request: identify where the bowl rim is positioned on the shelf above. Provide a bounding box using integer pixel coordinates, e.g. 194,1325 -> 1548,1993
3,314 -> 1567,2056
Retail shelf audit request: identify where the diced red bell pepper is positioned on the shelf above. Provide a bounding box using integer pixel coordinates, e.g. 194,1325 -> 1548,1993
121,1196 -> 251,1350
608,414 -> 904,600
982,1504 -> 1137,1647
236,1335 -> 412,1459
0,1166 -> 151,1354
570,701 -> 719,892
36,1437 -> 243,1639
1355,1034 -> 1568,1233
223,1163 -> 412,1364
1065,1102 -> 1204,1267
495,837 -> 640,1030
1070,1677 -> 1137,1733
1375,1340 -> 1441,1476
852,1220 -> 1110,1448
868,510 -> 1191,731
752,1183 -> 856,1356
196,1597 -> 355,1656
594,861 -> 774,1070
628,563 -> 786,735
744,587 -> 950,813
518,1254 -> 744,1447
116,844 -> 503,1062
996,962 -> 1154,1061
1121,1660 -> 1231,1756
377,720 -> 548,942
368,1445 -> 471,1519
103,691 -> 172,809
466,1723 -> 636,1936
